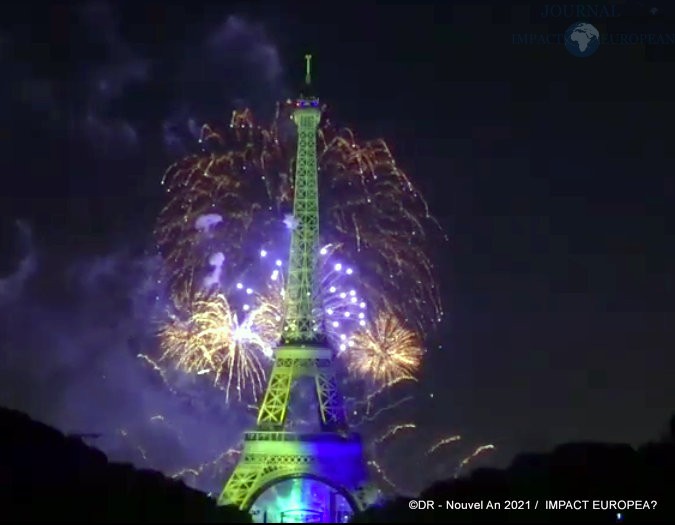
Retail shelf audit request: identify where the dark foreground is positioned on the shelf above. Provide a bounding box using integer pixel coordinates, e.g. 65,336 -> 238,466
0,407 -> 673,523
0,407 -> 251,523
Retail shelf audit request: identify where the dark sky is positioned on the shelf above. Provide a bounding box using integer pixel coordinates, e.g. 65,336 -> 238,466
1,0 -> 674,486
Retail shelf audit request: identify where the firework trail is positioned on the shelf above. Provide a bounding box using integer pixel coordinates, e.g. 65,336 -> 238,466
455,444 -> 496,479
427,435 -> 462,455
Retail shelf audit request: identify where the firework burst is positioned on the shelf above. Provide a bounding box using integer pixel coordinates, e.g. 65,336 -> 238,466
346,311 -> 424,387
154,102 -> 444,397
158,292 -> 276,402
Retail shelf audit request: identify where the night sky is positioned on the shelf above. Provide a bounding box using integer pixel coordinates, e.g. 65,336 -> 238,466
1,0 -> 674,491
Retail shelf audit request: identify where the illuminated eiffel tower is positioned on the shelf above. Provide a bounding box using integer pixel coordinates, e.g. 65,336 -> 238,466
218,56 -> 378,521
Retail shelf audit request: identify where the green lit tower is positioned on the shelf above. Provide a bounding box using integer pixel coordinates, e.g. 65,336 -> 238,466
218,56 -> 377,522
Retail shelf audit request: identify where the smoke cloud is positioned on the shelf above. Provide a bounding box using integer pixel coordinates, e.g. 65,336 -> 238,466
163,14 -> 285,153
0,2 -> 285,157
0,223 -> 255,493
0,2 -> 287,493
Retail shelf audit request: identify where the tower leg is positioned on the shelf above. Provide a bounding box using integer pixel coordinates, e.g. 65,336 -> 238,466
219,462 -> 264,509
315,367 -> 347,431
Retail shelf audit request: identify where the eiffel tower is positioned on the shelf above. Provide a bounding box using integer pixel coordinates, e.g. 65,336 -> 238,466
218,56 -> 378,521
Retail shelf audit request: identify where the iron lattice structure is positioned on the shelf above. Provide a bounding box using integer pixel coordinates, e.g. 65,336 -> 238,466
256,347 -> 346,431
281,81 -> 321,344
218,56 -> 377,515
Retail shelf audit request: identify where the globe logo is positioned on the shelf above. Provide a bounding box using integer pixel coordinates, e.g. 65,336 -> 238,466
564,22 -> 600,57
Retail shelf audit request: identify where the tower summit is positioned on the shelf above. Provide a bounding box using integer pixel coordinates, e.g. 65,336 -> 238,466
219,56 -> 377,522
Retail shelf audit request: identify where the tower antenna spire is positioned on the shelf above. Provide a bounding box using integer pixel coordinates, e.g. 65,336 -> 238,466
305,53 -> 312,86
